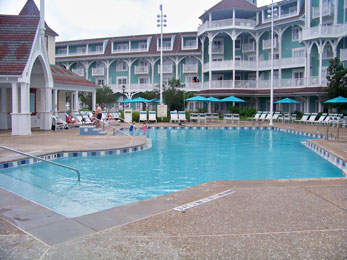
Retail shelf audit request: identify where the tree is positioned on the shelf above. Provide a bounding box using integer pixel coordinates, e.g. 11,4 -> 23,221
79,85 -> 117,110
325,57 -> 347,111
162,78 -> 193,111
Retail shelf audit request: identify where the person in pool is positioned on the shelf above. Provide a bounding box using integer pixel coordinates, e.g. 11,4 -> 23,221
129,122 -> 136,132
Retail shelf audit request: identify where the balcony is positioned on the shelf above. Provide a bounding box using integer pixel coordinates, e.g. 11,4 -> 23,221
72,68 -> 84,77
92,68 -> 105,76
198,18 -> 256,35
312,3 -> 334,19
204,60 -> 233,72
262,39 -> 278,50
302,24 -> 347,40
158,64 -> 173,74
235,60 -> 257,70
258,59 -> 279,70
184,82 -> 205,92
135,65 -> 149,74
340,49 -> 347,61
242,42 -> 255,53
281,56 -> 306,68
183,64 -> 198,73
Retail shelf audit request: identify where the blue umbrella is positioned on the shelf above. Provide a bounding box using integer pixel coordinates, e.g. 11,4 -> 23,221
131,97 -> 150,103
120,98 -> 133,103
149,98 -> 160,103
324,96 -> 347,103
221,96 -> 246,102
185,95 -> 208,101
206,96 -> 221,102
275,98 -> 300,104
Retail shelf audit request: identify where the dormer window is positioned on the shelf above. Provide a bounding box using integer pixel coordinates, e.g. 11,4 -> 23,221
182,36 -> 198,50
157,36 -> 174,51
113,41 -> 129,53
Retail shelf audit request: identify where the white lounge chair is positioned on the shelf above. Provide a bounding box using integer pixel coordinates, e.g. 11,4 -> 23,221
139,111 -> 148,122
273,112 -> 280,121
251,111 -> 262,121
314,113 -> 327,124
232,114 -> 240,124
206,113 -> 212,122
178,111 -> 187,123
52,116 -> 69,130
295,113 -> 310,123
190,113 -> 199,123
259,112 -> 268,121
307,113 -> 318,124
283,114 -> 291,123
212,113 -> 219,122
263,112 -> 273,121
199,113 -> 207,124
224,114 -> 232,124
170,111 -> 178,123
148,111 -> 157,123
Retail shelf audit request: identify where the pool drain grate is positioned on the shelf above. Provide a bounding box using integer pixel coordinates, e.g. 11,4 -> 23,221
174,189 -> 236,212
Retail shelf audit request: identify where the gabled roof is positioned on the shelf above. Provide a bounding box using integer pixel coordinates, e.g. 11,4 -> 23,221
19,0 -> 58,37
0,15 -> 39,75
51,65 -> 98,88
200,0 -> 258,19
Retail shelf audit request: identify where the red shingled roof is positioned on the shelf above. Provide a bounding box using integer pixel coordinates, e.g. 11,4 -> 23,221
51,65 -> 98,88
0,15 -> 39,75
19,0 -> 58,37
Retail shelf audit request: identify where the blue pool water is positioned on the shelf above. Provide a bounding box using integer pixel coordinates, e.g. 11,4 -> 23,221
0,129 -> 343,217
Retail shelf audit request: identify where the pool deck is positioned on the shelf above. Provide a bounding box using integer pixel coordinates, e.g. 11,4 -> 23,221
0,122 -> 346,259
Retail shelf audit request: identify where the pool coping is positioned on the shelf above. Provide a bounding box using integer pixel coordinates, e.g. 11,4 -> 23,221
0,126 -> 346,246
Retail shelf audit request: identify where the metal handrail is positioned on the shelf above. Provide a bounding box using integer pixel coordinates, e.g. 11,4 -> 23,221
0,145 -> 80,182
94,118 -> 130,136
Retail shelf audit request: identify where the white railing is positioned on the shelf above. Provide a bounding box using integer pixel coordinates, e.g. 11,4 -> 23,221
242,42 -> 255,53
235,80 -> 257,88
235,60 -> 257,70
262,39 -> 278,50
281,56 -> 306,68
158,64 -> 173,74
258,59 -> 279,69
312,3 -> 334,19
92,67 -> 105,76
204,60 -> 233,71
72,68 -> 84,77
340,49 -> 347,61
113,47 -> 129,53
212,46 -> 224,54
184,82 -> 205,91
183,64 -> 198,73
210,80 -> 233,89
280,9 -> 298,19
302,24 -> 347,40
135,65 -> 149,74
198,18 -> 256,35
88,49 -> 104,55
56,51 -> 67,57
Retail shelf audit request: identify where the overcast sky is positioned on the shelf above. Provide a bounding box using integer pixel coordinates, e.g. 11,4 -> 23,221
1,0 -> 278,42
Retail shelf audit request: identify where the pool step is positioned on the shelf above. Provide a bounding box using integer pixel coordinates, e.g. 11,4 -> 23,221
79,126 -> 107,136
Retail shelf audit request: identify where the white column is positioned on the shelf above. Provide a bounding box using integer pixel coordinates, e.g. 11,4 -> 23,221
233,9 -> 235,26
319,0 -> 323,26
53,89 -> 58,114
256,36 -> 259,89
106,63 -> 110,86
232,35 -> 236,89
20,83 -> 30,113
318,45 -> 323,85
0,87 -> 8,129
175,60 -> 179,79
74,90 -> 79,112
209,36 -> 213,89
40,86 -> 53,130
92,91 -> 96,110
278,34 -> 282,88
11,83 -> 18,114
306,45 -> 311,86
12,83 -> 31,135
334,0 -> 338,25
308,0 -> 311,28
201,39 -> 205,83
128,60 -> 132,93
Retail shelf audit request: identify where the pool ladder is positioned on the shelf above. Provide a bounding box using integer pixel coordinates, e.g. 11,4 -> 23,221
0,145 -> 80,182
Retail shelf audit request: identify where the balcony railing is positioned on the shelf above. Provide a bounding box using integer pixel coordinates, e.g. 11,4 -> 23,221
204,60 -> 233,72
198,18 -> 256,35
258,59 -> 279,69
302,24 -> 347,40
312,3 -> 334,19
158,64 -> 173,74
72,68 -> 84,77
135,65 -> 149,74
340,49 -> 347,61
281,56 -> 306,68
262,39 -> 278,50
183,64 -> 198,73
234,60 -> 257,70
92,68 -> 105,76
242,42 -> 255,53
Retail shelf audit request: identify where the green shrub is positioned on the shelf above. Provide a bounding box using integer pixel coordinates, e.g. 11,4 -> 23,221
132,111 -> 139,122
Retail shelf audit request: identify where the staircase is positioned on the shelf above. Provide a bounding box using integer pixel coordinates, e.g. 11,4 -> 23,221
79,126 -> 107,136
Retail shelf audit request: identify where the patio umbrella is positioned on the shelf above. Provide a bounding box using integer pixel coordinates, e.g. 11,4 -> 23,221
131,97 -> 150,103
220,96 -> 246,102
275,98 -> 300,104
149,98 -> 160,103
206,96 -> 221,102
120,98 -> 133,103
185,95 -> 208,101
324,96 -> 347,103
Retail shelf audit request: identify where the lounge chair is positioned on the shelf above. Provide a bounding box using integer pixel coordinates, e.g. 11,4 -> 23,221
290,114 -> 297,123
212,113 -> 219,123
232,114 -> 240,124
314,113 -> 327,124
224,114 -> 232,124
259,112 -> 268,121
139,111 -> 148,122
190,113 -> 199,123
263,112 -> 273,121
206,113 -> 212,122
307,113 -> 318,124
178,111 -> 187,123
273,112 -> 280,121
199,113 -> 207,124
52,116 -> 69,130
283,114 -> 291,123
148,111 -> 157,123
251,111 -> 262,121
295,113 -> 310,123
170,111 -> 178,123
277,113 -> 283,122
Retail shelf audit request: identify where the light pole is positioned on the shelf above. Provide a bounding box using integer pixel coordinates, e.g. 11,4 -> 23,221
267,1 -> 277,126
122,85 -> 126,111
157,4 -> 167,104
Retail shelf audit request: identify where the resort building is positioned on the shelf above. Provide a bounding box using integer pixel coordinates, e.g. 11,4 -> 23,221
0,0 -> 98,135
55,0 -> 347,113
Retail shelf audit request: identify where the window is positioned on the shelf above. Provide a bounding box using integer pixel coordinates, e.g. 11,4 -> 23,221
115,43 -> 129,52
139,42 -> 147,50
212,39 -> 224,53
292,28 -> 300,41
56,48 -> 67,55
274,53 -> 279,60
139,77 -> 149,85
293,70 -> 304,85
116,61 -> 128,71
186,75 -> 198,83
76,46 -> 86,54
249,56 -> 256,62
97,79 -> 105,86
117,77 -> 127,85
183,37 -> 197,49
235,39 -> 241,50
30,89 -> 36,114
293,48 -> 305,57
138,60 -> 148,66
235,56 -> 241,61
158,38 -> 172,50
323,45 -> 333,59
212,58 -> 223,62
95,45 -> 103,52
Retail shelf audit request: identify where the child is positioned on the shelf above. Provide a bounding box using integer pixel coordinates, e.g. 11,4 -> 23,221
142,122 -> 147,133
129,122 -> 136,132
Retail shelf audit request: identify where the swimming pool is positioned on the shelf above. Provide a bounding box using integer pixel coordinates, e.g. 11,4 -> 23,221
0,128 -> 343,217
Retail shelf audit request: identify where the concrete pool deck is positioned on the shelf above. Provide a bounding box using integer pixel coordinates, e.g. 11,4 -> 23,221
0,122 -> 346,259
